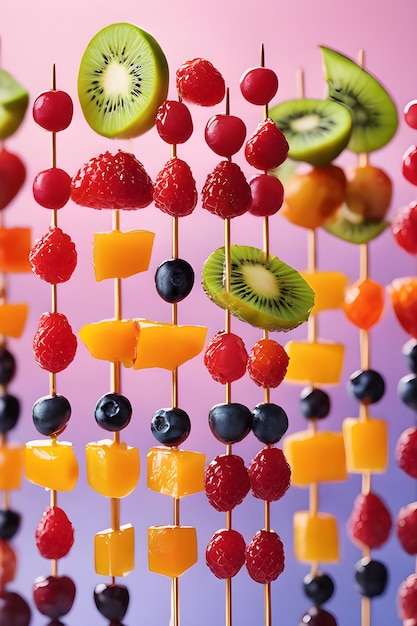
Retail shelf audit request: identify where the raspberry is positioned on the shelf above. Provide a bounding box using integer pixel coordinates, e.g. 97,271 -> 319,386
176,58 -> 225,106
347,491 -> 392,549
398,573 -> 417,621
29,226 -> 77,284
35,506 -> 74,560
33,312 -> 77,374
71,150 -> 153,210
203,331 -> 248,384
206,528 -> 246,579
247,338 -> 289,388
245,118 -> 289,171
201,160 -> 251,219
248,447 -> 291,502
245,529 -> 285,584
153,157 -> 197,217
204,454 -> 250,512
396,426 -> 417,478
397,501 -> 417,555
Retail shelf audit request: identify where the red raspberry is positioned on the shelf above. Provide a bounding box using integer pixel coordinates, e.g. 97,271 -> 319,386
71,150 -> 153,210
35,506 -> 74,560
247,338 -> 289,388
398,573 -> 417,621
204,331 -> 248,384
153,157 -> 197,217
206,528 -> 246,579
396,426 -> 417,478
347,491 -> 392,549
33,312 -> 77,374
204,454 -> 250,512
397,501 -> 417,555
176,58 -> 225,106
248,447 -> 291,502
202,160 -> 251,219
29,226 -> 77,284
245,529 -> 285,584
245,118 -> 289,171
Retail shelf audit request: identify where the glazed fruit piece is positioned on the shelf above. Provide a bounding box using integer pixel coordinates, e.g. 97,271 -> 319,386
347,369 -> 385,404
283,430 -> 347,485
30,226 -> 77,284
32,394 -> 72,437
344,164 -> 392,221
33,89 -> 73,132
154,157 -> 198,217
24,439 -> 79,492
354,558 -> 388,598
33,575 -> 76,619
397,373 -> 417,410
155,100 -> 193,144
398,573 -> 417,622
300,271 -> 348,313
86,440 -> 139,498
94,582 -> 129,621
95,393 -> 132,432
204,114 -> 246,158
0,347 -> 16,385
201,160 -> 251,219
0,393 -> 20,434
343,418 -> 388,473
0,68 -> 29,140
33,167 -> 72,210
155,258 -> 195,303
247,338 -> 289,388
403,338 -> 417,373
150,407 -> 191,446
0,303 -> 28,339
0,590 -> 31,626
284,340 -> 344,385
0,509 -> 21,540
35,506 -> 74,559
298,606 -> 337,626
203,330 -> 248,384
147,447 -> 205,498
208,403 -> 252,444
397,501 -> 417,554
343,277 -> 385,329
396,426 -> 417,478
405,100 -> 417,129
303,572 -> 335,605
248,447 -> 291,502
95,524 -> 134,577
148,525 -> 197,577
176,58 -> 225,106
245,118 -> 289,171
347,491 -> 392,549
93,230 -> 154,281
392,200 -> 417,254
79,319 -> 139,367
299,387 -> 331,419
206,528 -> 246,579
245,529 -> 284,583
0,539 -> 17,585
251,403 -> 288,444
0,147 -> 26,210
294,511 -> 339,562
33,312 -> 77,373
240,66 -> 278,105
204,454 -> 250,512
0,443 -> 23,491
402,144 -> 417,185
248,173 -> 284,217
389,277 -> 417,337
0,227 -> 31,273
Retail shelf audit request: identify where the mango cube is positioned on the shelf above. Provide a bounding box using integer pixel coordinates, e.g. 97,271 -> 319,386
0,443 -> 24,490
93,229 -> 155,281
148,525 -> 197,577
0,228 -> 31,273
300,271 -> 348,313
147,447 -> 206,498
0,303 -> 28,338
294,511 -> 339,563
284,340 -> 344,385
343,417 -> 388,473
283,430 -> 347,486
86,439 -> 140,498
24,440 -> 78,491
79,319 -> 140,367
95,524 -> 134,577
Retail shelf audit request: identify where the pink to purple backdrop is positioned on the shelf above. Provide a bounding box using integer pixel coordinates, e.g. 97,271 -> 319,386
2,0 -> 417,624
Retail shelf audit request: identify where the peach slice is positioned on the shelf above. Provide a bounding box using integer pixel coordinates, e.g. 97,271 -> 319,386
300,271 -> 348,313
0,303 -> 28,338
79,319 -> 140,367
93,229 -> 155,281
284,340 -> 344,385
0,228 -> 31,273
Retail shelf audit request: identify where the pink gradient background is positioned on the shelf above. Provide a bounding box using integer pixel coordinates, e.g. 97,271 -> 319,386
2,0 -> 417,624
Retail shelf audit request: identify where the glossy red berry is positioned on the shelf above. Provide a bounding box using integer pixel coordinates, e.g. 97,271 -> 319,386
402,145 -> 417,185
35,506 -> 74,559
397,501 -> 417,555
347,491 -> 392,549
0,147 -> 26,211
204,331 -> 248,384
404,100 -> 417,129
249,173 -> 284,217
204,114 -> 246,158
205,454 -> 250,512
398,573 -> 417,621
33,311 -> 77,373
33,90 -> 73,132
0,591 -> 31,626
176,58 -> 225,106
154,157 -> 197,217
155,100 -> 193,144
206,528 -> 246,579
392,201 -> 417,254
248,446 -> 291,502
247,338 -> 289,388
202,160 -> 251,219
33,167 -> 71,209
33,575 -> 76,619
29,225 -> 77,284
396,426 -> 417,478
245,118 -> 289,171
240,67 -> 279,106
245,529 -> 285,583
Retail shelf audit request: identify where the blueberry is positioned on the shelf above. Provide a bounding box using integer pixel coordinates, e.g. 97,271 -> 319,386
354,558 -> 388,598
155,258 -> 194,303
252,403 -> 288,444
402,338 -> 417,373
303,571 -> 335,605
95,393 -> 132,432
300,387 -> 330,419
0,509 -> 21,540
94,582 -> 129,621
0,348 -> 16,385
32,395 -> 71,437
0,393 -> 20,433
347,369 -> 385,404
151,407 -> 191,446
398,374 -> 417,411
209,403 -> 252,444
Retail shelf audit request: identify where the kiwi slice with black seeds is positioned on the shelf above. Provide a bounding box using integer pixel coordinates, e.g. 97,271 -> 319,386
78,22 -> 169,139
202,245 -> 314,332
323,205 -> 389,244
320,46 -> 398,154
270,98 -> 352,166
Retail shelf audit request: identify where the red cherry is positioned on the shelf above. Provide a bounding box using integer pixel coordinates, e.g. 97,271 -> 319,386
249,173 -> 284,216
0,591 -> 31,626
245,118 -> 289,171
33,575 -> 76,619
33,168 -> 71,209
405,100 -> 417,130
33,90 -> 73,132
402,145 -> 417,186
155,100 -> 193,144
0,148 -> 26,210
240,67 -> 279,106
204,114 -> 246,158
392,201 -> 417,254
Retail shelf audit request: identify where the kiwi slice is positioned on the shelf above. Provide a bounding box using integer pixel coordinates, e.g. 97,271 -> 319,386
78,22 -> 169,138
323,204 -> 389,244
0,69 -> 29,140
202,245 -> 314,332
269,98 -> 352,166
320,46 -> 398,154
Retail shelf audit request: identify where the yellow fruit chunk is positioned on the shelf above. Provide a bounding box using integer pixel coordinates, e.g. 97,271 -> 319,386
284,430 -> 347,486
134,320 -> 207,370
148,525 -> 197,577
95,523 -> 134,577
24,440 -> 79,492
294,511 -> 339,563
147,447 -> 206,498
93,230 -> 155,281
0,228 -> 31,273
343,417 -> 388,473
79,319 -> 140,367
300,271 -> 348,313
285,340 -> 344,385
0,443 -> 24,490
86,439 -> 140,498
0,303 -> 28,338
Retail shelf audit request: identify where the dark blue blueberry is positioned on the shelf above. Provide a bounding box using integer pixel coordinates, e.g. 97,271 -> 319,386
94,582 -> 129,621
209,403 -> 252,444
347,369 -> 385,404
354,558 -> 388,598
95,393 -> 132,432
300,386 -> 330,419
252,403 -> 288,444
155,258 -> 194,303
0,509 -> 21,540
32,395 -> 71,437
151,407 -> 190,446
0,393 -> 20,433
398,374 -> 417,411
303,571 -> 335,605
0,348 -> 16,385
402,338 -> 417,374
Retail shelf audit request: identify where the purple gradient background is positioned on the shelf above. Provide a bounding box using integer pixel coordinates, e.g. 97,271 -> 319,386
2,0 -> 417,624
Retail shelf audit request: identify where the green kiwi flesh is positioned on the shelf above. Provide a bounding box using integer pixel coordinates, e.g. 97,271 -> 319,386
202,245 -> 315,332
320,46 -> 398,154
323,205 -> 389,244
270,98 -> 352,166
0,69 -> 29,140
78,22 -> 169,139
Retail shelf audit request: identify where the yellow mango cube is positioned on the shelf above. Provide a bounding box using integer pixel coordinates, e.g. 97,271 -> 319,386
93,230 -> 155,281
148,525 -> 197,578
147,447 -> 206,498
86,439 -> 140,498
0,228 -> 31,273
79,319 -> 140,367
283,430 -> 347,486
95,524 -> 134,577
300,271 -> 348,313
24,440 -> 78,491
294,511 -> 339,563
343,417 -> 388,473
0,303 -> 28,338
284,340 -> 344,385
0,443 -> 23,490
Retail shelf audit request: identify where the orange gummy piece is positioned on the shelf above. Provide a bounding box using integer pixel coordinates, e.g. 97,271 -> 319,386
300,271 -> 348,313
0,443 -> 24,490
0,228 -> 31,273
86,439 -> 140,498
284,430 -> 347,486
284,340 -> 344,385
343,278 -> 385,330
147,447 -> 206,498
95,524 -> 134,577
0,539 -> 17,587
148,525 -> 197,578
24,440 -> 79,492
93,229 -> 155,281
0,303 -> 28,338
79,319 -> 140,367
343,417 -> 388,473
294,511 -> 339,563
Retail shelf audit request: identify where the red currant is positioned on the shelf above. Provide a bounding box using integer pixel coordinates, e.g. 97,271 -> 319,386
33,90 -> 73,132
405,100 -> 417,129
240,67 -> 279,105
155,100 -> 193,144
249,173 -> 284,216
402,145 -> 417,186
204,114 -> 246,158
33,167 -> 71,209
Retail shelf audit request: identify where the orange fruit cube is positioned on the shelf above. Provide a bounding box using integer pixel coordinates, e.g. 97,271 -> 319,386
93,229 -> 155,281
284,340 -> 344,385
86,439 -> 140,498
24,440 -> 79,492
79,319 -> 140,367
148,525 -> 197,578
343,417 -> 388,473
0,227 -> 31,273
95,524 -> 134,577
0,443 -> 24,490
294,511 -> 339,563
0,303 -> 28,338
284,430 -> 347,486
343,278 -> 385,330
147,447 -> 206,498
300,271 -> 348,313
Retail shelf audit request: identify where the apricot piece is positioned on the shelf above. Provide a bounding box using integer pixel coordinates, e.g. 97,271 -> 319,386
343,417 -> 388,473
284,430 -> 347,485
345,164 -> 392,221
0,227 -> 31,273
0,303 -> 28,338
79,319 -> 140,367
95,524 -> 134,577
93,229 -> 155,281
0,443 -> 24,490
24,440 -> 79,492
148,525 -> 197,578
300,271 -> 348,313
294,511 -> 339,563
147,447 -> 206,498
284,340 -> 344,385
86,439 -> 140,498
